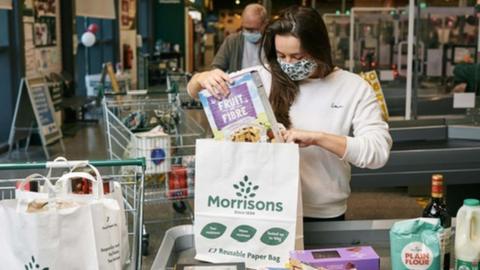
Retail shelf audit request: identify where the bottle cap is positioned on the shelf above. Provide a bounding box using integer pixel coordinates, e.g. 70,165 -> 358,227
464,198 -> 480,206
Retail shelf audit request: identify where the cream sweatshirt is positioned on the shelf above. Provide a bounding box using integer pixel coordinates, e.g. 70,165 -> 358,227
235,66 -> 392,218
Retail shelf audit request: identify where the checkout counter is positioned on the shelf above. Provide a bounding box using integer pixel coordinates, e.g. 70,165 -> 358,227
154,103 -> 480,270
352,111 -> 480,216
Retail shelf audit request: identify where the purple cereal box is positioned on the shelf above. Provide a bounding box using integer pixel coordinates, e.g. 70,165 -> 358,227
290,246 -> 380,270
206,82 -> 258,129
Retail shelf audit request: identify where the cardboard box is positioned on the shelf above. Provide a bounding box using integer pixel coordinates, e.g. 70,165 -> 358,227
290,246 -> 380,270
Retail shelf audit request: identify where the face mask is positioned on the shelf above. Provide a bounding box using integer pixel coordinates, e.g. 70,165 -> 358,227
277,58 -> 318,81
243,31 -> 262,43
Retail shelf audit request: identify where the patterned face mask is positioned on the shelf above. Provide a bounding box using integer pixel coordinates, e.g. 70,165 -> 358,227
277,58 -> 318,81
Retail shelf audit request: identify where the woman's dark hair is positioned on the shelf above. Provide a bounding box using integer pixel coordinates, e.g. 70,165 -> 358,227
259,6 -> 334,128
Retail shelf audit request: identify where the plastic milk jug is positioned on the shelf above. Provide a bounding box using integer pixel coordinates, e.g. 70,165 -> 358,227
455,199 -> 480,270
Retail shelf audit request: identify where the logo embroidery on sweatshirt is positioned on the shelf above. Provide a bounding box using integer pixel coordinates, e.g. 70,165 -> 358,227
331,103 -> 344,109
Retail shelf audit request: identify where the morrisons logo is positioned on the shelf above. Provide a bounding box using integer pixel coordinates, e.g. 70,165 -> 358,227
207,175 -> 283,212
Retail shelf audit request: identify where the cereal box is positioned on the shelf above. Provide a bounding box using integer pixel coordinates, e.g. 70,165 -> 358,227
290,246 -> 380,270
199,71 -> 282,143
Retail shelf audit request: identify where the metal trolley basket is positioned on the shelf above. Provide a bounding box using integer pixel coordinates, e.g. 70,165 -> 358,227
0,158 -> 146,270
103,94 -> 204,212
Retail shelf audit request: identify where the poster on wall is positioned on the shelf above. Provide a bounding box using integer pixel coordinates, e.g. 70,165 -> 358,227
121,31 -> 137,87
35,47 -> 61,72
34,0 -> 56,17
33,0 -> 57,47
23,0 -> 34,16
23,0 -> 34,20
120,0 -> 136,30
34,17 -> 56,47
23,0 -> 62,75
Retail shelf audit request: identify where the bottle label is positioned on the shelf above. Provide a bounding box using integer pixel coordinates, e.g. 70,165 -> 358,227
431,176 -> 443,198
456,259 -> 479,270
431,184 -> 443,197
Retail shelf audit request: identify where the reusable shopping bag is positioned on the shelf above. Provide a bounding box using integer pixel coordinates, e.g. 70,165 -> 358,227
0,171 -> 126,270
194,139 -> 300,268
15,173 -> 55,204
69,162 -> 131,266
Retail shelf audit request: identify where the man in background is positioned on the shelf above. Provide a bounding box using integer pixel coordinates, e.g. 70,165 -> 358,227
211,3 -> 268,72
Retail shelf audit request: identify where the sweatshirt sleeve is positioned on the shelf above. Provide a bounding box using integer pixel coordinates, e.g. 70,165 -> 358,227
341,81 -> 392,169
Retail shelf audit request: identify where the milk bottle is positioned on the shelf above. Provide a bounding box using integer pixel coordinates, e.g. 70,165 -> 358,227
455,199 -> 480,270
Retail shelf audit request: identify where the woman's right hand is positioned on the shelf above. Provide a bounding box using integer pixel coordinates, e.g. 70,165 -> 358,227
196,68 -> 232,99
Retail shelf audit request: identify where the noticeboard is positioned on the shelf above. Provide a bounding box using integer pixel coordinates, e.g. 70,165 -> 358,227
8,77 -> 64,159
26,77 -> 61,143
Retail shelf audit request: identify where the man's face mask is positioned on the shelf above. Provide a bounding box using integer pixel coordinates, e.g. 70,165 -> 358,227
243,30 -> 262,43
277,58 -> 318,81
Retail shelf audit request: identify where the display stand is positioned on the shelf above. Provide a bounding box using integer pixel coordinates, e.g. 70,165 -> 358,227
8,77 -> 66,159
96,62 -> 123,99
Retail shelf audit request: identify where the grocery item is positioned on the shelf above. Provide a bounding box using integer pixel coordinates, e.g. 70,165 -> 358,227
422,174 -> 451,270
123,111 -> 145,131
175,262 -> 246,270
359,70 -> 389,121
132,126 -> 171,174
390,218 -> 443,270
455,198 -> 480,270
289,246 -> 380,270
166,165 -> 188,199
199,70 -> 282,143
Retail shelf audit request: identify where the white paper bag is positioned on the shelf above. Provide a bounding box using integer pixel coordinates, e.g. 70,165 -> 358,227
0,172 -> 126,270
15,173 -> 55,204
194,140 -> 300,268
69,162 -> 131,266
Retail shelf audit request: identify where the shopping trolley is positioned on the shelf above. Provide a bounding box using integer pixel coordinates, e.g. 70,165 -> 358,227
0,158 -> 145,270
166,72 -> 202,109
103,94 -> 205,215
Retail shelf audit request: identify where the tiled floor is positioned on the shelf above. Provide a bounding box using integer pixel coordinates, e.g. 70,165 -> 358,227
0,119 -> 425,269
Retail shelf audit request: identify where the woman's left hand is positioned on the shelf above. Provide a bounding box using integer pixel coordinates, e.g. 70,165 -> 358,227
282,129 -> 321,147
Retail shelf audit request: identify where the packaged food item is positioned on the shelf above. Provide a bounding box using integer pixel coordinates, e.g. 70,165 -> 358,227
132,126 -> 171,175
16,180 -> 38,192
69,168 -> 112,194
26,200 -> 49,213
199,70 -> 282,143
175,262 -> 246,270
166,165 -> 188,199
359,70 -> 389,121
454,198 -> 480,270
70,178 -> 111,194
289,246 -> 380,270
390,218 -> 443,270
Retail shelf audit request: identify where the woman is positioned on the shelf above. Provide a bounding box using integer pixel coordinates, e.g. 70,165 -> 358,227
187,6 -> 392,221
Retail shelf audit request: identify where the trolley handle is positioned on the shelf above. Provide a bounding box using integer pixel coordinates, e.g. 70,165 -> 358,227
0,158 -> 146,171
